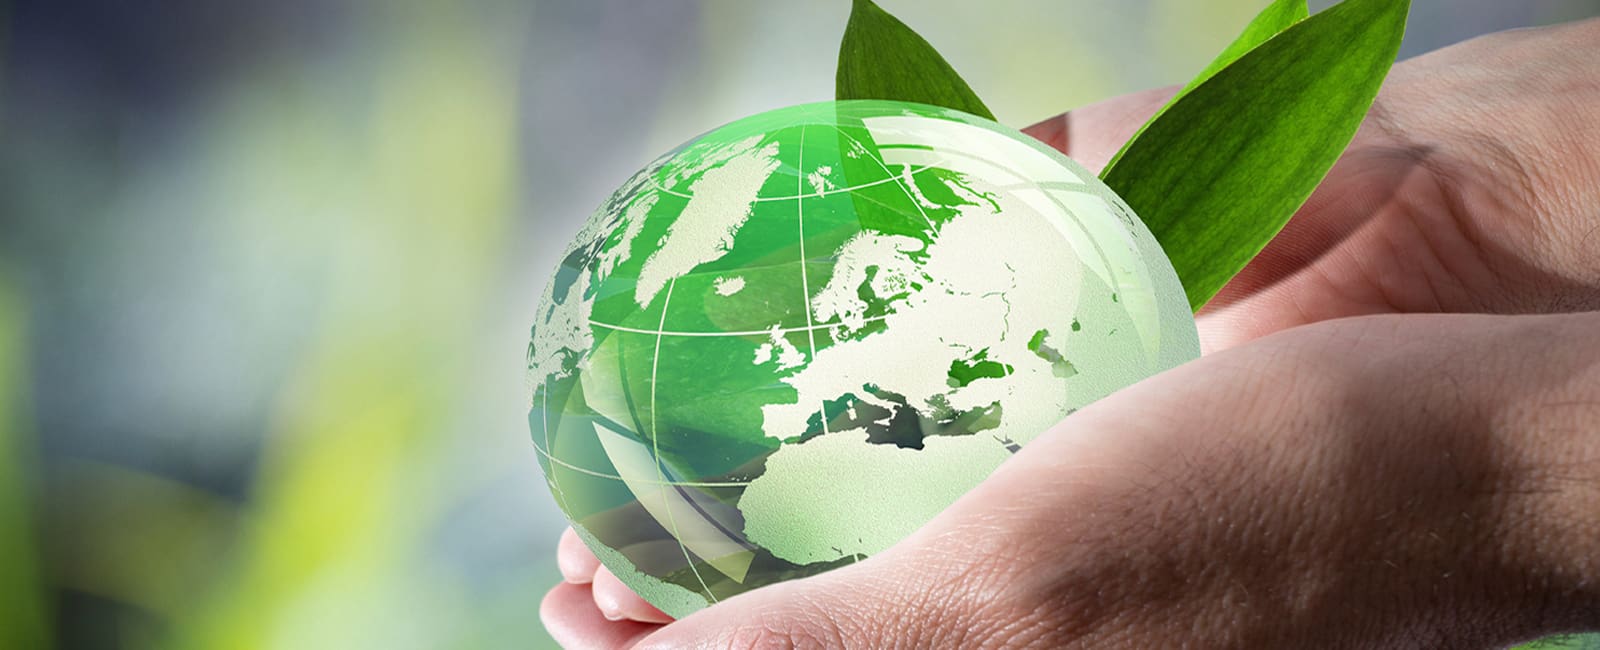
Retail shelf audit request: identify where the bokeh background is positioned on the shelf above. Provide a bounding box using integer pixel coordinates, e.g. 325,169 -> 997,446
3,1 -> 1598,648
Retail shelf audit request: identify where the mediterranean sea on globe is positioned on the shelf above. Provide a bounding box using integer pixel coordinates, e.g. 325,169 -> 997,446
527,100 -> 1200,618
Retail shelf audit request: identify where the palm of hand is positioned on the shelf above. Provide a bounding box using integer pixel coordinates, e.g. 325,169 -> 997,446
1034,87 -> 1534,353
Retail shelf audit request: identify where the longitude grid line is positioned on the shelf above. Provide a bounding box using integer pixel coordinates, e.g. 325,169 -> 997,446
833,118 -> 930,566
648,279 -> 718,602
795,126 -> 829,434
842,123 -> 1130,305
827,124 -> 937,231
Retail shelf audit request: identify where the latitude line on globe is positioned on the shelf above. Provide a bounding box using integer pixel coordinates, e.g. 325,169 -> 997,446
995,181 -> 1098,194
531,443 -> 752,487
647,278 -> 719,602
588,315 -> 889,338
821,123 -> 932,568
905,146 -> 1093,191
795,125 -> 829,435
902,134 -> 1133,312
542,388 -> 574,513
646,165 -> 937,203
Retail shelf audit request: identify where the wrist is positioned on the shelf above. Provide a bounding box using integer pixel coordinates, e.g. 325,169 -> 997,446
894,313 -> 1600,647
1273,313 -> 1600,645
1094,312 -> 1600,646
1475,311 -> 1600,639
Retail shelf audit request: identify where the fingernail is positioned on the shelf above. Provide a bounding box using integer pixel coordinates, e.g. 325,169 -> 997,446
634,608 -> 673,625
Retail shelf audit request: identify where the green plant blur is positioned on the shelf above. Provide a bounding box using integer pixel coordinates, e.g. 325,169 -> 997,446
1,270 -> 50,650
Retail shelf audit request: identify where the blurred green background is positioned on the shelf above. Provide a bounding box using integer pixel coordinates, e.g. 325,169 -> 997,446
2,1 -> 1597,648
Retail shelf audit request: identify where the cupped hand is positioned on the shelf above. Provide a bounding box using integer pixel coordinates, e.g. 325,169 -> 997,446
542,528 -> 670,649
558,312 -> 1600,648
1031,19 -> 1600,352
541,19 -> 1600,648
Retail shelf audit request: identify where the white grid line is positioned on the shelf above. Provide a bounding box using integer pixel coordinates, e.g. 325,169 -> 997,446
648,280 -> 718,602
543,388 -> 573,513
649,171 -> 934,203
532,440 -> 753,488
589,315 -> 887,338
827,124 -> 937,231
795,126 -> 829,435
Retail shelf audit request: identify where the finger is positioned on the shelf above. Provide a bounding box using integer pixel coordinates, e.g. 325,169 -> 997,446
1023,86 -> 1178,174
542,582 -> 662,650
591,565 -> 674,624
559,527 -> 602,585
1195,308 -> 1275,355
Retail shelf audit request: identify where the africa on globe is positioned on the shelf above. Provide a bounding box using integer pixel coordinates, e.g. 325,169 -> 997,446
526,100 -> 1199,618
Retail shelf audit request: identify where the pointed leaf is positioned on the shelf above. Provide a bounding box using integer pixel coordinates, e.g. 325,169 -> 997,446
1102,0 -> 1410,311
1186,0 -> 1310,98
1106,0 -> 1309,171
836,0 -> 996,121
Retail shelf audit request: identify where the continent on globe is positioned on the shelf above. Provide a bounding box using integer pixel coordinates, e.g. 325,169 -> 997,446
526,100 -> 1200,618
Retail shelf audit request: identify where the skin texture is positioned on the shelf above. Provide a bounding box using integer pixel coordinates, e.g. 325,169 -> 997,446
541,19 -> 1600,649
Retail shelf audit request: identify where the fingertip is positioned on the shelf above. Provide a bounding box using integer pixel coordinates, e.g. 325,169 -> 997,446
591,565 -> 674,625
1022,113 -> 1069,154
558,527 -> 602,585
542,582 -> 662,649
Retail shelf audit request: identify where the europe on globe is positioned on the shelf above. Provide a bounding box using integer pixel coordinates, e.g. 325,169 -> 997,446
527,100 -> 1200,618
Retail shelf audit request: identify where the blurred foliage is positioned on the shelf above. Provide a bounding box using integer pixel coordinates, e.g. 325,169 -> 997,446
0,271 -> 49,650
172,5 -> 526,648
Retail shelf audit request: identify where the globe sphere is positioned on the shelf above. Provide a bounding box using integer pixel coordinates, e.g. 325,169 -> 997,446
527,100 -> 1199,617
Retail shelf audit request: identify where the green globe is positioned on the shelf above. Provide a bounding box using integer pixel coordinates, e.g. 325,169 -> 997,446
527,100 -> 1199,618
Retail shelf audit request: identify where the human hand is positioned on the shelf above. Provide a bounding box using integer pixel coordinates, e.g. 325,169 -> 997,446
557,311 -> 1600,648
541,19 -> 1600,648
1029,18 -> 1600,352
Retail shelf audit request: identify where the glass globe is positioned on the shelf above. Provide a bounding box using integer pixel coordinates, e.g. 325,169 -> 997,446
527,100 -> 1199,618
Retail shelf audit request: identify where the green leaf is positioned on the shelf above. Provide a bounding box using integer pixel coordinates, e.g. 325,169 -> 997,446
1105,0 -> 1309,172
1101,0 -> 1410,312
836,0 -> 996,121
1184,0 -> 1310,99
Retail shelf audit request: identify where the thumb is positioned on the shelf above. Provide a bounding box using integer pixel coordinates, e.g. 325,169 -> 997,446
1022,86 -> 1177,174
